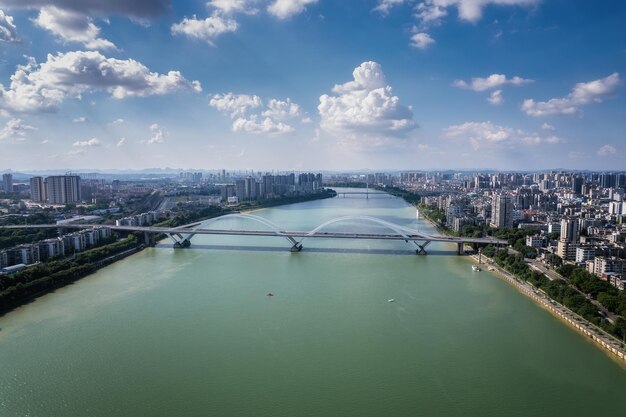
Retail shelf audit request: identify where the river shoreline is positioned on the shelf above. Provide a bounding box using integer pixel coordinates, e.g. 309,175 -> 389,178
416,204 -> 626,364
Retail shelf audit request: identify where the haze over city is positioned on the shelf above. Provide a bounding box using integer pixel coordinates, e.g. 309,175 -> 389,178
0,0 -> 623,171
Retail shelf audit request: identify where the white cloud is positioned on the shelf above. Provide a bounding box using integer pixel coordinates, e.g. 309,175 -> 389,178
267,0 -> 318,19
318,61 -> 416,141
597,144 -> 616,157
116,137 -> 126,147
487,89 -> 503,105
453,73 -> 533,92
34,6 -> 116,50
72,116 -> 86,123
73,137 -> 100,147
0,9 -> 19,43
210,93 -> 305,135
208,0 -> 258,15
262,98 -> 304,121
171,14 -> 238,45
209,93 -> 262,118
443,121 -> 564,150
0,0 -> 170,20
522,73 -> 620,117
541,122 -> 555,131
416,0 -> 539,25
414,2 -> 447,25
410,32 -> 435,49
232,116 -> 295,134
109,118 -> 124,125
0,51 -> 202,113
0,118 -> 36,140
148,123 -> 164,144
373,0 -> 405,15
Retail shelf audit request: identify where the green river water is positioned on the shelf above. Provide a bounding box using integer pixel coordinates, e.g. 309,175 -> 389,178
1,190 -> 625,417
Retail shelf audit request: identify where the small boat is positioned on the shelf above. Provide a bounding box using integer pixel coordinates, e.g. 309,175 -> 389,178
387,299 -> 395,302
472,265 -> 481,272
266,292 -> 274,297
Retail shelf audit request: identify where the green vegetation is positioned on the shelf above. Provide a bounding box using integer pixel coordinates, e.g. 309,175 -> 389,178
376,186 -> 421,205
557,264 -> 626,320
0,235 -> 141,316
482,246 -> 626,340
234,189 -> 337,211
0,213 -> 58,250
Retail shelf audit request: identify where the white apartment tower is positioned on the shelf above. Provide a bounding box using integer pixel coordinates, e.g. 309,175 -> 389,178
30,176 -> 46,202
46,175 -> 81,204
490,194 -> 513,228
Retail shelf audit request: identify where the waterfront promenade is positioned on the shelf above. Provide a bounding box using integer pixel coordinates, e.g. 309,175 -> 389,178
472,254 -> 626,363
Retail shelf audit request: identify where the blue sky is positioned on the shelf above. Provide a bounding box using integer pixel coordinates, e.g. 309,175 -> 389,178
0,0 -> 624,171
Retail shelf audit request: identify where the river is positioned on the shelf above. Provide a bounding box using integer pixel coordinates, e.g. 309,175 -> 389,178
1,189 -> 625,417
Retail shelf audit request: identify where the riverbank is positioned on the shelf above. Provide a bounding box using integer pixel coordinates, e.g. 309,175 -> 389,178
0,191 -> 337,316
472,253 -> 626,363
417,203 -> 626,363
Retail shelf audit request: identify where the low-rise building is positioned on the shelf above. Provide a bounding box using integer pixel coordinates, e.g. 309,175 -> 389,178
526,235 -> 546,248
575,247 -> 596,263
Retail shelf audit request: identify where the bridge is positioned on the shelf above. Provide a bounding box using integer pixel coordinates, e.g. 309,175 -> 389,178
1,214 -> 507,255
337,191 -> 392,198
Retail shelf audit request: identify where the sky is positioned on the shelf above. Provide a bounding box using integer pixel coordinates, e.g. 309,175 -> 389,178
0,0 -> 624,172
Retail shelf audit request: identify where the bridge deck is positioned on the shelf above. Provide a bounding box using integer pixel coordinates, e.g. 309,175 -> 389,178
0,224 -> 507,245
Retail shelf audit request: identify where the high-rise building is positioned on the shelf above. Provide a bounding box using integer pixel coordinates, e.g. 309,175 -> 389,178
244,177 -> 258,200
2,173 -> 13,193
571,176 -> 584,195
46,175 -> 81,204
560,218 -> 579,243
490,194 -> 513,228
30,176 -> 46,202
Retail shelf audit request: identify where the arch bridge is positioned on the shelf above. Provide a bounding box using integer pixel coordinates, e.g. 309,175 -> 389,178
0,213 -> 507,255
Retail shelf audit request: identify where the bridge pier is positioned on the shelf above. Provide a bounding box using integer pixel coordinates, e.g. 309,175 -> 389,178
457,242 -> 463,255
290,243 -> 303,252
167,233 -> 192,248
144,232 -> 155,247
414,240 -> 431,255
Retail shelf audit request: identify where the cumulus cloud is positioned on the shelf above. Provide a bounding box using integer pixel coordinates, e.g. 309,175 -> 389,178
233,116 -> 295,134
318,61 -> 417,141
73,137 -> 100,147
443,121 -> 564,150
262,98 -> 304,121
210,93 -> 304,135
209,93 -> 262,118
0,9 -> 19,43
267,0 -> 318,19
148,123 -> 164,144
373,0 -> 406,15
208,0 -> 258,15
541,122 -> 555,131
0,0 -> 170,20
414,2 -> 447,24
597,144 -> 616,157
410,32 -> 434,49
522,73 -> 621,117
34,6 -> 116,50
416,0 -> 538,25
72,116 -> 86,123
408,1 -> 538,47
453,73 -> 533,92
0,118 -> 36,140
109,118 -> 124,125
0,51 -> 202,113
487,89 -> 504,105
171,14 -> 237,45
116,137 -> 126,147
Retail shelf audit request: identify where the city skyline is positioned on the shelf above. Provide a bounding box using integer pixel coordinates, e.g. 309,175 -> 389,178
0,0 -> 624,171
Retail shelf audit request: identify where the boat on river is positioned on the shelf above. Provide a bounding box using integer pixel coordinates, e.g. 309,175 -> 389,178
472,265 -> 481,272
